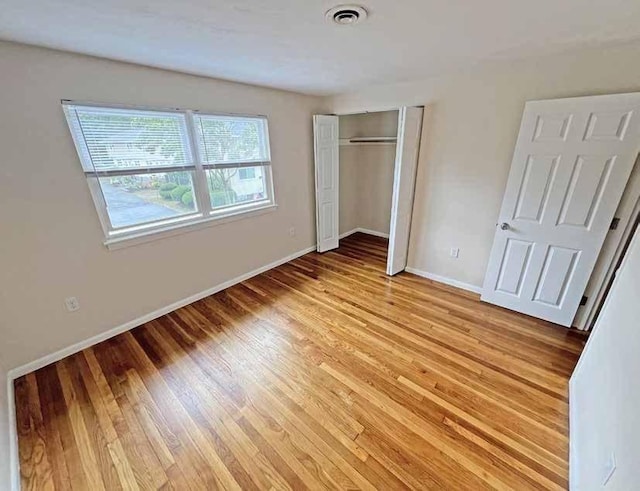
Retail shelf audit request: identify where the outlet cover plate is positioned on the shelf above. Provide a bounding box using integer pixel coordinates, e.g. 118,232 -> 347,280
64,296 -> 80,312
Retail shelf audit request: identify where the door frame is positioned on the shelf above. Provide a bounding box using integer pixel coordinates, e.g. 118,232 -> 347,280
314,106 -> 425,275
575,170 -> 640,330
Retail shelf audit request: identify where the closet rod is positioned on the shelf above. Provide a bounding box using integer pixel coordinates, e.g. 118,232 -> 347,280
339,136 -> 397,146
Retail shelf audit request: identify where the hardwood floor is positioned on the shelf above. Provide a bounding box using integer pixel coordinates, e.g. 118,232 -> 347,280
15,233 -> 587,490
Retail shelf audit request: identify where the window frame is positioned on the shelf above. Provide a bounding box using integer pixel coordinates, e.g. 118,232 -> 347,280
62,101 -> 276,248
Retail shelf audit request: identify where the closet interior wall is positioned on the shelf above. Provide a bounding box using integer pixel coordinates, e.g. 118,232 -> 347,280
339,110 -> 398,238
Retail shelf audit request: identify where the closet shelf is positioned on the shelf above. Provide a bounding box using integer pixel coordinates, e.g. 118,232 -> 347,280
339,136 -> 397,146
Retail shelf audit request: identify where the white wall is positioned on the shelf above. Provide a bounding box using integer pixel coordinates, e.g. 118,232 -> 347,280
357,145 -> 396,234
327,42 -> 640,287
338,111 -> 397,236
0,41 -> 323,373
570,226 -> 640,490
339,146 -> 361,235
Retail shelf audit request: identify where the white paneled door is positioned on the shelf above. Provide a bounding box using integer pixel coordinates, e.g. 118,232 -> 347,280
387,107 -> 424,275
482,93 -> 640,326
313,115 -> 340,252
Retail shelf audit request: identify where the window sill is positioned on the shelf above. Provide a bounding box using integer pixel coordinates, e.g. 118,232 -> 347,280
104,203 -> 278,251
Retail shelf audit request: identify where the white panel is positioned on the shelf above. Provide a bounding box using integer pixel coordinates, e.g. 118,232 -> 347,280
513,155 -> 559,222
319,124 -> 334,140
532,114 -> 572,142
320,148 -> 333,189
533,246 -> 580,307
495,239 -> 533,296
558,155 -> 615,229
321,202 -> 334,240
583,110 -> 632,141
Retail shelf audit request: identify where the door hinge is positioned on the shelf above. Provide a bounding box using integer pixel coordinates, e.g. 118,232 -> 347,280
580,295 -> 588,306
610,217 -> 620,230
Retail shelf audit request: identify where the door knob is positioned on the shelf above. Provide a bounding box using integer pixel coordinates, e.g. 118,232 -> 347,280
500,222 -> 510,230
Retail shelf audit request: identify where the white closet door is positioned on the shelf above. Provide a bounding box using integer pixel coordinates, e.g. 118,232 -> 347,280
387,107 -> 424,275
482,93 -> 640,326
313,115 -> 340,252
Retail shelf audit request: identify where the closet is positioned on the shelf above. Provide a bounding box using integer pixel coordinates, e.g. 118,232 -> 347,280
339,110 -> 397,242
313,106 -> 423,275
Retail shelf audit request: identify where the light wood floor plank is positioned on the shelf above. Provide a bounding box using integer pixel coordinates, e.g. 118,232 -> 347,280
16,233 -> 586,490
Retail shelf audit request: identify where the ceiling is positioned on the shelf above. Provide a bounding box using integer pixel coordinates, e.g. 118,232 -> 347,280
2,0 -> 640,95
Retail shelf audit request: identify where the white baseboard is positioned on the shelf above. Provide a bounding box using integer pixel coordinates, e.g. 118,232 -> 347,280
339,228 -> 390,240
358,228 -> 390,239
7,244 -> 316,381
339,229 -> 356,239
404,267 -> 482,295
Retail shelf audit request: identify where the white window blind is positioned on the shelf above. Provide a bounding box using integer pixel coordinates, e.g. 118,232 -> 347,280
63,102 -> 275,244
194,114 -> 270,167
64,105 -> 193,174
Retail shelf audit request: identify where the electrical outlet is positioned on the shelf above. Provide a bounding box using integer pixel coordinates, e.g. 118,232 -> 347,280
450,247 -> 460,259
289,227 -> 296,237
64,296 -> 80,312
602,452 -> 616,486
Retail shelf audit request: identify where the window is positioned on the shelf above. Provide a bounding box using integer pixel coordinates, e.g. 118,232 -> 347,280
63,102 -> 275,244
238,167 -> 256,180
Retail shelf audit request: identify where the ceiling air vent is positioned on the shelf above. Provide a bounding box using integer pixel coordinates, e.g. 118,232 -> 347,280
326,5 -> 368,26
